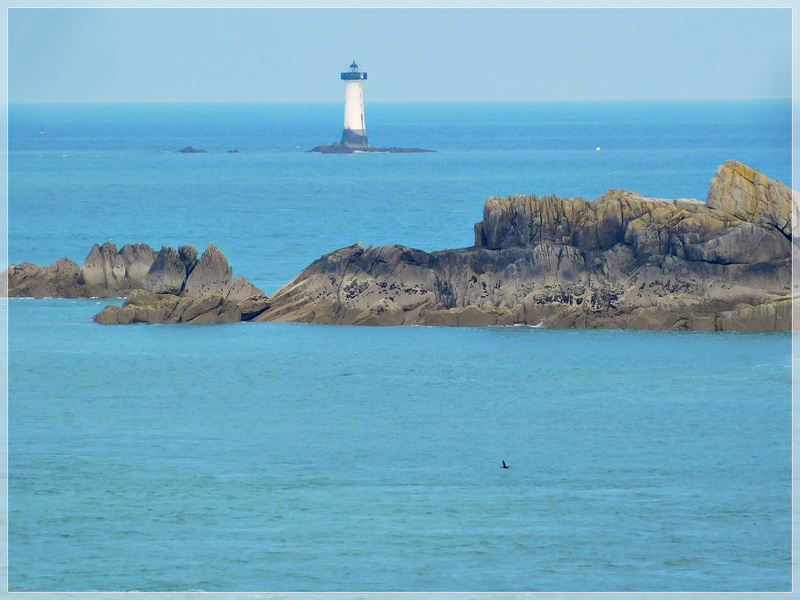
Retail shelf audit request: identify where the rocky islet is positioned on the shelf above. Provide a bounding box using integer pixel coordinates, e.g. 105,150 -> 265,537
308,143 -> 435,154
5,160 -> 795,331
5,242 -> 269,324
257,160 -> 795,331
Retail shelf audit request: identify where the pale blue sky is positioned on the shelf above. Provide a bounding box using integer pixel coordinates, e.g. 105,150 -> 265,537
6,6 -> 794,102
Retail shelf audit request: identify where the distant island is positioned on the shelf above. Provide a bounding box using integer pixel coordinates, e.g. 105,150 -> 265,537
5,160 -> 793,331
176,146 -> 207,153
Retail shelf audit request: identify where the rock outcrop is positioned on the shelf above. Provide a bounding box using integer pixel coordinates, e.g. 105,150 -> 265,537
92,289 -> 247,325
182,243 -> 234,298
256,160 -> 794,331
5,257 -> 84,298
176,146 -> 207,153
80,242 -> 158,292
142,246 -> 187,295
5,243 -> 270,324
308,143 -> 435,154
7,161 -> 793,331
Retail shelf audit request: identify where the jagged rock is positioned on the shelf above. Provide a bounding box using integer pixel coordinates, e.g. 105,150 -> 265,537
8,243 -> 161,298
119,243 -> 158,287
93,289 -> 241,324
182,243 -> 234,298
6,242 -> 269,324
256,161 -> 793,331
227,275 -> 265,302
6,240 -> 268,324
7,160 -> 793,331
706,159 -> 791,238
142,246 -> 186,295
6,258 -> 82,298
80,242 -> 127,291
77,241 -> 159,293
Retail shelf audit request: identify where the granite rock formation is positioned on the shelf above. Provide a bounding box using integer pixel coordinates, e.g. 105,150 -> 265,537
5,257 -> 84,299
183,243 -> 234,298
80,241 -> 158,292
256,160 -> 794,331
142,246 -> 187,295
5,243 -> 269,324
92,289 -> 246,325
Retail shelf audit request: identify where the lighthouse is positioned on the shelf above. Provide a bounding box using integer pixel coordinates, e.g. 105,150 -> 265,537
340,61 -> 369,149
308,62 -> 433,154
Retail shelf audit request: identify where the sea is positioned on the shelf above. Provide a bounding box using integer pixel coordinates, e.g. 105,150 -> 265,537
4,99 -> 794,596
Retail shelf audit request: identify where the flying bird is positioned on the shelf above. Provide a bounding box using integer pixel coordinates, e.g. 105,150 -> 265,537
502,460 -> 509,469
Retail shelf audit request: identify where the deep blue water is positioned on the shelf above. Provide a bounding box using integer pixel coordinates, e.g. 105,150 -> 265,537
6,100 -> 793,592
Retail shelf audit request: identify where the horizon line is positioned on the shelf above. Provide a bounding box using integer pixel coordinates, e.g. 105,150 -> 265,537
7,96 -> 792,105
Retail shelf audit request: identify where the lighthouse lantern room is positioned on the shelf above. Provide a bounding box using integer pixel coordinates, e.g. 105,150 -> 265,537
340,61 -> 369,149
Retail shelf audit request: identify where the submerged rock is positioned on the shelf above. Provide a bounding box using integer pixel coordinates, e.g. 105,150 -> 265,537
255,160 -> 794,331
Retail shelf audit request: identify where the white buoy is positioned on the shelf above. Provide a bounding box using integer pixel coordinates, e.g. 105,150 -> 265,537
596,146 -> 601,151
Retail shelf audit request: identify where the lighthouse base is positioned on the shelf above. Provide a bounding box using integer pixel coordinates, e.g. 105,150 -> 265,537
340,129 -> 370,149
308,143 -> 435,154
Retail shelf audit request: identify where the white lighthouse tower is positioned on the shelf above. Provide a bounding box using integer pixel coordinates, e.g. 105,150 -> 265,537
340,60 -> 369,149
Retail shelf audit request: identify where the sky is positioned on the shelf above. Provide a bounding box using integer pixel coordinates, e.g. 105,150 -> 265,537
6,3 -> 793,103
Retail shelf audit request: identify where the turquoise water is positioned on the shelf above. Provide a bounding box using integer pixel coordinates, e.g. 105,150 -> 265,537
6,100 -> 793,592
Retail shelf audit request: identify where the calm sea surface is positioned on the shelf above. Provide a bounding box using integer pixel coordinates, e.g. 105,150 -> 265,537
6,100 -> 793,592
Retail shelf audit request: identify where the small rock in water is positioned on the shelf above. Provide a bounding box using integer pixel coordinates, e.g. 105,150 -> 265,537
177,146 -> 208,153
